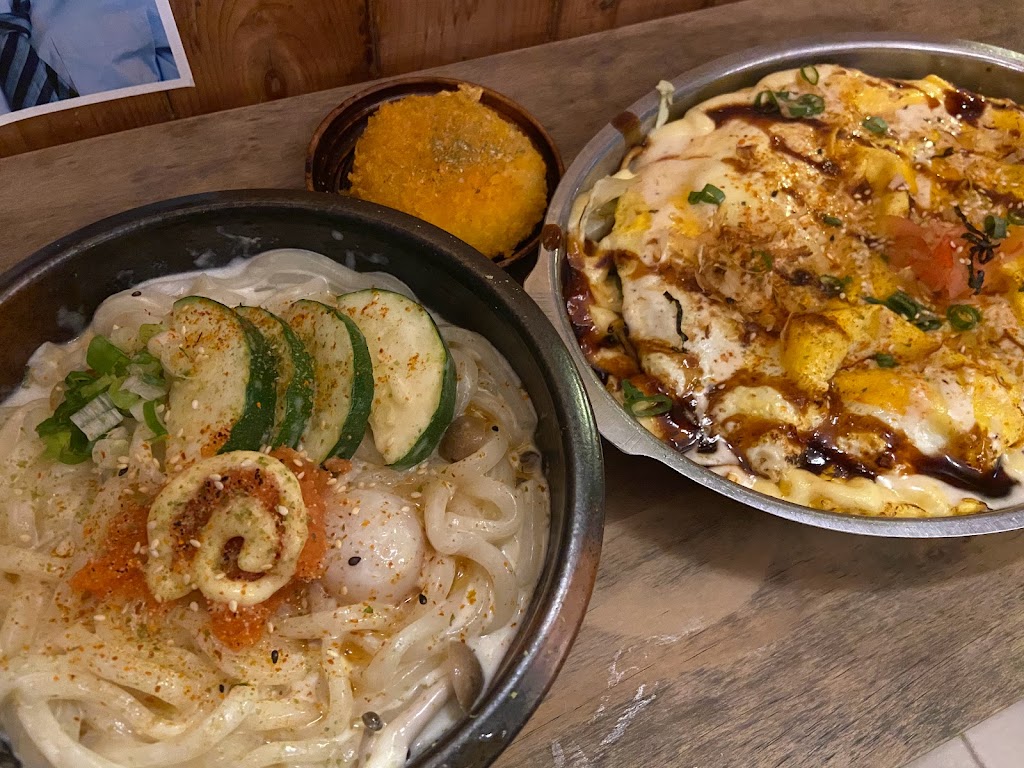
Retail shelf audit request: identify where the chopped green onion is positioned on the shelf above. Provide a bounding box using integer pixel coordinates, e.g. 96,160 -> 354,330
79,374 -> 114,401
65,370 -> 95,388
621,380 -> 673,418
143,400 -> 168,437
121,374 -> 167,401
786,93 -> 826,118
984,215 -> 1009,239
38,426 -> 92,465
800,65 -> 819,85
873,353 -> 898,368
862,116 -> 888,134
867,290 -> 943,331
1008,210 -> 1024,227
70,393 -> 124,441
688,184 -> 726,206
946,304 -> 981,331
107,378 -> 141,411
821,214 -> 843,227
754,90 -> 781,112
86,336 -> 130,376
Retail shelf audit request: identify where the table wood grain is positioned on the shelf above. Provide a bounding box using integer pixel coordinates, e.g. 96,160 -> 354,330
3,1 -> 1024,765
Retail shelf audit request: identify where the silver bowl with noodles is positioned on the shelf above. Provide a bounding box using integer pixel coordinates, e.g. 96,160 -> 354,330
527,36 -> 1024,537
0,190 -> 604,768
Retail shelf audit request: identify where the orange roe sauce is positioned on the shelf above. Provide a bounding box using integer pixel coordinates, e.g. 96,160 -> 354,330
70,502 -> 153,604
72,449 -> 338,650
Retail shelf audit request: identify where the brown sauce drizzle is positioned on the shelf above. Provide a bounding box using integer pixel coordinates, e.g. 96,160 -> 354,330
611,110 -> 644,147
561,253 -> 604,361
705,104 -> 826,132
540,223 -> 563,252
944,88 -> 986,125
917,455 -> 1015,497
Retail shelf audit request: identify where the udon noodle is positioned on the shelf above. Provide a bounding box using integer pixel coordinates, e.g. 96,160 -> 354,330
0,250 -> 549,768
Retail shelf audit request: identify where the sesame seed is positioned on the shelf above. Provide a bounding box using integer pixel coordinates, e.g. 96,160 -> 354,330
93,615 -> 106,622
189,601 -> 199,612
400,505 -> 411,513
191,400 -> 199,410
228,600 -> 238,613
18,534 -> 31,544
213,481 -> 224,491
190,539 -> 201,548
292,458 -> 303,467
278,506 -> 289,517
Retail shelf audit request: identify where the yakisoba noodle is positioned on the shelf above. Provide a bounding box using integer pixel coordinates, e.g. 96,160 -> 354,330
0,250 -> 549,768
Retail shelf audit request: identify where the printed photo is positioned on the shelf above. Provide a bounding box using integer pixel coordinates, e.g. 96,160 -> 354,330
0,0 -> 192,126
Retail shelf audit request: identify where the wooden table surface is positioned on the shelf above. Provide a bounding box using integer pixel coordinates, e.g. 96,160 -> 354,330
3,1 -> 1024,765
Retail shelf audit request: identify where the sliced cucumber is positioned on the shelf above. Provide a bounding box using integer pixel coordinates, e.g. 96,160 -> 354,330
165,297 -> 277,468
335,289 -> 456,469
235,306 -> 315,449
283,299 -> 373,463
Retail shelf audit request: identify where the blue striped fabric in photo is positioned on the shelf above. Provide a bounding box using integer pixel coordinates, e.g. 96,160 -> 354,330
0,0 -> 77,111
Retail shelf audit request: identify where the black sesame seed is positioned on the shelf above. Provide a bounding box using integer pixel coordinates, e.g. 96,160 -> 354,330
491,425 -> 500,432
131,291 -> 142,297
118,466 -> 129,476
418,593 -> 428,605
271,649 -> 279,664
348,556 -> 362,566
218,684 -> 225,693
362,711 -> 383,731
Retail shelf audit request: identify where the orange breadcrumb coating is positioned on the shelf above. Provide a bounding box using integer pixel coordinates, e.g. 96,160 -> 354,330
348,86 -> 548,259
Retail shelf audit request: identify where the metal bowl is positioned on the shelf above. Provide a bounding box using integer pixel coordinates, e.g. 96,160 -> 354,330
0,190 -> 604,767
527,35 -> 1024,538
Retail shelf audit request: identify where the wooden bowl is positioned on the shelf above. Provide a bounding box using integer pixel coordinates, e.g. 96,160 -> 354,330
305,76 -> 564,278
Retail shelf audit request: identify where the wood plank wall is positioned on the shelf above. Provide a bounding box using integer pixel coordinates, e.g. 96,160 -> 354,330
0,0 -> 734,157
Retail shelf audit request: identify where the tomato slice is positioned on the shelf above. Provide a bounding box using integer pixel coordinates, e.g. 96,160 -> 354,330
880,216 -> 970,299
